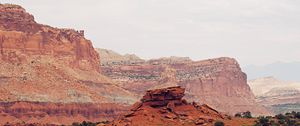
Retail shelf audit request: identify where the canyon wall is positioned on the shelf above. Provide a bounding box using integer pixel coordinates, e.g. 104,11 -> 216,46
0,4 -> 137,104
0,4 -> 138,125
0,4 -> 99,72
102,56 -> 271,115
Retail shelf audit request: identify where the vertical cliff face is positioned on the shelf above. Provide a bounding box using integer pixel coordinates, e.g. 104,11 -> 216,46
0,4 -> 137,104
0,4 -> 100,72
102,57 -> 271,115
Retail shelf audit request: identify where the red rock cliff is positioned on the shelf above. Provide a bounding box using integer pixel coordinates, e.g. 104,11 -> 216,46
0,4 -> 137,104
0,4 -> 100,72
102,57 -> 271,115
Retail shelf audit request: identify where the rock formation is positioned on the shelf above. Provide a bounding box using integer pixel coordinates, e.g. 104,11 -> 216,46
0,101 -> 129,125
96,48 -> 145,66
108,86 -> 256,126
0,4 -> 99,71
248,77 -> 300,114
0,4 -> 137,104
101,55 -> 271,115
0,4 -> 140,125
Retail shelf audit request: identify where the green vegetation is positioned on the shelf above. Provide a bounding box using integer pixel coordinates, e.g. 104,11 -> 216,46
71,121 -> 110,126
271,103 -> 300,114
254,111 -> 300,126
234,111 -> 252,118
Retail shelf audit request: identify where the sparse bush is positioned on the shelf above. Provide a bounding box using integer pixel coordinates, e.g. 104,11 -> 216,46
258,116 -> 269,124
296,112 -> 300,119
278,119 -> 285,124
243,111 -> 252,118
214,121 -> 224,126
72,122 -> 80,126
275,114 -> 285,120
227,115 -> 232,120
287,119 -> 296,126
235,113 -> 242,117
269,120 -> 279,126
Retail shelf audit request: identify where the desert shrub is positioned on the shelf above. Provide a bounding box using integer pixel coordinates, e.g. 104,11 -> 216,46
275,114 -> 285,120
255,116 -> 270,126
296,112 -> 300,119
243,111 -> 252,118
287,119 -> 296,126
269,120 -> 279,126
72,122 -> 80,126
278,119 -> 285,124
227,115 -> 232,120
214,121 -> 224,126
259,116 -> 269,124
71,121 -> 98,126
234,113 -> 242,117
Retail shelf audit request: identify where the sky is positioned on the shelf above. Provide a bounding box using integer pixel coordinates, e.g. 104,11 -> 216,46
1,0 -> 300,66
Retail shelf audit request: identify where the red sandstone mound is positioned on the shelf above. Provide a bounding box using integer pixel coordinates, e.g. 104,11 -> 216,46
108,86 -> 228,126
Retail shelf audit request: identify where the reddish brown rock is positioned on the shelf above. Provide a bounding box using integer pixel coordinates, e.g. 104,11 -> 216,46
0,4 -> 137,104
0,101 -> 129,125
0,4 -> 99,71
102,57 -> 271,115
108,87 -> 232,126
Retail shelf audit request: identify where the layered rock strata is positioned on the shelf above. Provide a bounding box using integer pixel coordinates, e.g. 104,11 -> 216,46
0,101 -> 129,125
0,4 -> 137,104
109,86 -> 227,126
102,56 -> 271,115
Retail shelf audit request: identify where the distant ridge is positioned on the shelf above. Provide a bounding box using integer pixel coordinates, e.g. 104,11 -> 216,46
243,62 -> 300,81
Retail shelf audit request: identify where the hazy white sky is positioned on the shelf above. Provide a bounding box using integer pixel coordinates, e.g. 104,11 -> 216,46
1,0 -> 300,66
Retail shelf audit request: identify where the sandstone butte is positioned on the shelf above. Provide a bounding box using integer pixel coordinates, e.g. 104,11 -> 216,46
106,86 -> 256,126
0,3 -> 270,125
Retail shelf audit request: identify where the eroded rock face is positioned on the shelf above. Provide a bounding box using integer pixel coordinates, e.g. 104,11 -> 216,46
108,87 -> 227,126
96,48 -> 145,66
102,56 -> 271,115
0,4 -> 137,104
249,77 -> 300,114
0,101 -> 129,125
0,4 -> 100,71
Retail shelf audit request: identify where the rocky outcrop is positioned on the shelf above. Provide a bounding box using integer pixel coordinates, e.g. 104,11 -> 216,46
102,56 -> 271,115
0,4 -> 138,104
96,48 -> 145,66
147,56 -> 192,65
248,77 -> 300,114
0,101 -> 129,125
109,86 -> 228,126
